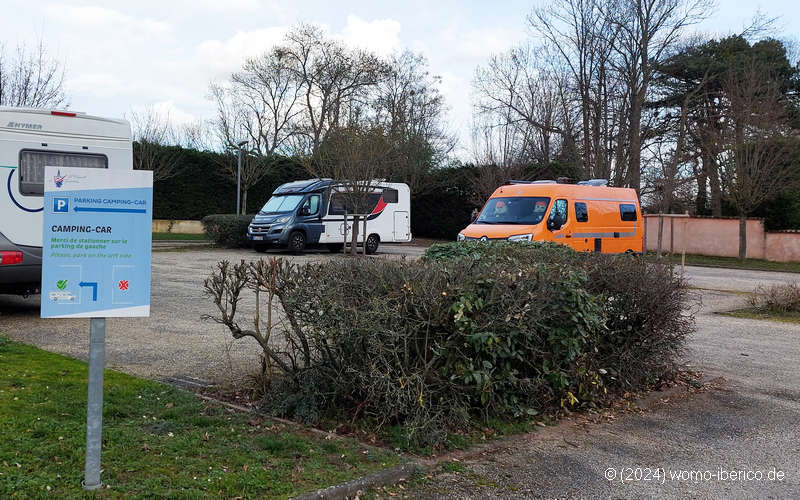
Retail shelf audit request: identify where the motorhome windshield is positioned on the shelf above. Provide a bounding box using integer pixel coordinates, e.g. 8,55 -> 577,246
476,196 -> 551,225
260,194 -> 304,214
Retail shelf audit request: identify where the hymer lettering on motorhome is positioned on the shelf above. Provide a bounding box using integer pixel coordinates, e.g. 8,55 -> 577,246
0,107 -> 133,295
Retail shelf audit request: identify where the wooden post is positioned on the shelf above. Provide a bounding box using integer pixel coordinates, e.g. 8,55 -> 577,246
643,214 -> 648,253
670,217 -> 674,255
657,213 -> 664,260
681,211 -> 688,275
343,210 -> 348,255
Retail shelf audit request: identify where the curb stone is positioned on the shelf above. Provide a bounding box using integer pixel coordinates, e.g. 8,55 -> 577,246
291,463 -> 426,500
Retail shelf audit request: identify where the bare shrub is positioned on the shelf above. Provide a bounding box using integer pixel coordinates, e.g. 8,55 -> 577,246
748,282 -> 800,313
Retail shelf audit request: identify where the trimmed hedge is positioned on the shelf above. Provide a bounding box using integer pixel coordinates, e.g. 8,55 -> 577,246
201,214 -> 254,248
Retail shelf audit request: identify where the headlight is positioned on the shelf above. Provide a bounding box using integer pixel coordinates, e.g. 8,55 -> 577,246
507,233 -> 533,242
274,215 -> 291,224
457,233 -> 466,241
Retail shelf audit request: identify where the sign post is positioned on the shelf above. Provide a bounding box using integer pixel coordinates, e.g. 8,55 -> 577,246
84,317 -> 105,490
40,166 -> 153,490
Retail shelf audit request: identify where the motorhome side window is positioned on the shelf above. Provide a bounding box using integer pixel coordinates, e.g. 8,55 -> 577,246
383,188 -> 398,203
19,150 -> 107,196
575,202 -> 588,222
329,193 -> 354,215
619,203 -> 637,221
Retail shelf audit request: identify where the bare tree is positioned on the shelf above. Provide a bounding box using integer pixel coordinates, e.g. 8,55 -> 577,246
180,119 -> 215,151
279,24 -> 388,158
473,44 -> 567,167
0,40 -> 67,108
702,62 -> 797,258
529,0 -> 617,177
211,48 -> 304,156
128,106 -> 184,182
373,50 -> 456,197
607,0 -> 712,192
304,125 -> 397,254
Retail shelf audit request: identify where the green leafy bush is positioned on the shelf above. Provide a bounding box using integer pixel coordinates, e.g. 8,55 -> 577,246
205,242 -> 694,449
425,242 -> 694,387
201,214 -> 253,248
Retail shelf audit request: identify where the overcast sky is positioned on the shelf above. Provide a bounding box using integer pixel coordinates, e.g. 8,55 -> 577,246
2,0 -> 797,157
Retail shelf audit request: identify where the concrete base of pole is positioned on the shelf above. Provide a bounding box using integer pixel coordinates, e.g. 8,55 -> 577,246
82,480 -> 102,491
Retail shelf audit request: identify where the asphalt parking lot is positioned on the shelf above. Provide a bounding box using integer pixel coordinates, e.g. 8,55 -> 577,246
2,247 -> 799,498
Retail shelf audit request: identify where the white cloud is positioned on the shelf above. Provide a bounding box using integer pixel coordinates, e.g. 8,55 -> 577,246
339,14 -> 402,56
43,4 -> 171,36
130,100 -> 197,126
438,24 -> 520,64
180,0 -> 262,11
192,27 -> 289,77
66,73 -> 126,99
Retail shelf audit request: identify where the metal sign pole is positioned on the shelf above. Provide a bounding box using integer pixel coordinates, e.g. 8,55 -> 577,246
83,317 -> 106,491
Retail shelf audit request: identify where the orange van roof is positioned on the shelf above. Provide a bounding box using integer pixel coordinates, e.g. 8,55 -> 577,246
491,183 -> 639,202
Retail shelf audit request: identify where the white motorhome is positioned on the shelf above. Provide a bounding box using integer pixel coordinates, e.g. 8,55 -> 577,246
247,179 -> 412,254
0,107 -> 133,295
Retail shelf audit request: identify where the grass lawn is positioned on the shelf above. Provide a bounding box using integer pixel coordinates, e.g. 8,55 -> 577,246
646,252 -> 800,274
152,233 -> 208,241
0,336 -> 402,498
719,308 -> 800,324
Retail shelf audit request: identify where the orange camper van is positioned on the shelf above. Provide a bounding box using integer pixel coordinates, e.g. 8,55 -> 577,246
458,179 -> 643,254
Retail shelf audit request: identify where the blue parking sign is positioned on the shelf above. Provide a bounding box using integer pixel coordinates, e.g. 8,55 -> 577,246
54,197 -> 69,213
41,167 -> 153,318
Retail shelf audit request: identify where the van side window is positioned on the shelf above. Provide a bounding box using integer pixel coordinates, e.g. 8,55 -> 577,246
575,202 -> 588,223
328,193 -> 353,215
367,193 -> 382,212
383,188 -> 399,203
619,203 -> 637,221
547,199 -> 568,231
300,195 -> 320,216
19,150 -> 107,196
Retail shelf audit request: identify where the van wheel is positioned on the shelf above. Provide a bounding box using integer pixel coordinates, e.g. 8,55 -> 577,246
327,243 -> 344,253
254,244 -> 268,253
365,234 -> 380,255
288,231 -> 306,253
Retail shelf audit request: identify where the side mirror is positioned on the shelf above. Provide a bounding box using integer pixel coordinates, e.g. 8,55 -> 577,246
299,206 -> 310,216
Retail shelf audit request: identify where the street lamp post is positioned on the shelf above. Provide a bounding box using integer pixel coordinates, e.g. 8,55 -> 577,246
236,140 -> 248,215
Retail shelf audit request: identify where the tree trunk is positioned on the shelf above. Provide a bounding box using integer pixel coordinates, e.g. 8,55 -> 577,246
362,217 -> 367,256
350,215 -> 360,255
738,216 -> 747,260
696,167 -> 707,215
705,155 -> 722,217
628,95 -> 643,193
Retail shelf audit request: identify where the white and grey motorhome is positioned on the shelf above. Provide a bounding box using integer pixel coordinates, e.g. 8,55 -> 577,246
0,107 -> 133,295
248,179 -> 411,254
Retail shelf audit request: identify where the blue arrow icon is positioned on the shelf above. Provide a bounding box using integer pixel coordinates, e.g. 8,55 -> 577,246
79,281 -> 98,301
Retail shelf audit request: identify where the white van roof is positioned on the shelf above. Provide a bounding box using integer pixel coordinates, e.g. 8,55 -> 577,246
0,107 -> 131,141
